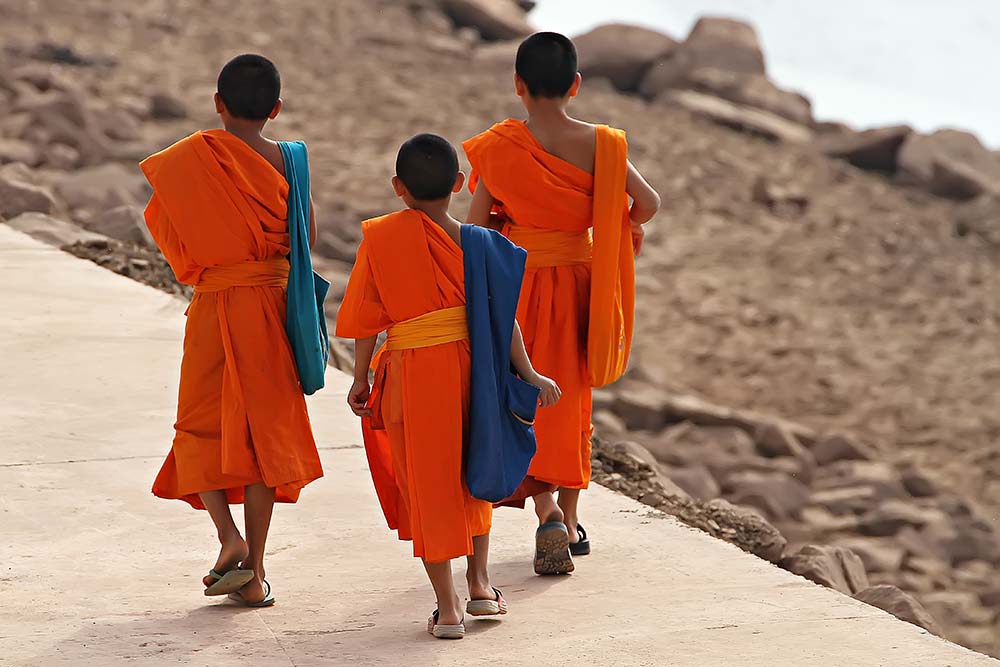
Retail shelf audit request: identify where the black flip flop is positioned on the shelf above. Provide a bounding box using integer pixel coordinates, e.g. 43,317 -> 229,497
570,523 -> 591,556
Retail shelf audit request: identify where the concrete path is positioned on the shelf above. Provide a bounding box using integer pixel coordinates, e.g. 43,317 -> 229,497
1,226 -> 995,667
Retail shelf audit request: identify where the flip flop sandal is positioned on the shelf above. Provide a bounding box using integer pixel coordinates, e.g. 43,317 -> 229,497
466,587 -> 508,617
227,579 -> 276,607
570,523 -> 591,557
534,521 -> 574,575
204,568 -> 255,596
427,610 -> 465,639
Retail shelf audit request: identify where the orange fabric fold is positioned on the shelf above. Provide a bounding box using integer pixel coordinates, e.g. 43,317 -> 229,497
336,210 -> 491,563
464,119 -> 633,491
141,130 -> 322,510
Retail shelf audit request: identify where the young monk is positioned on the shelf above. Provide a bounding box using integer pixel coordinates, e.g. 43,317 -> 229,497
336,134 -> 560,639
464,32 -> 661,574
141,54 -> 323,606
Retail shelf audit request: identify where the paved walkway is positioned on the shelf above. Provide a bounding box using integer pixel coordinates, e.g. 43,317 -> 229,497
1,226 -> 995,666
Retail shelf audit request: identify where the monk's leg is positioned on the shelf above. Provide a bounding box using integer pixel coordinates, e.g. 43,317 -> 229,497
465,533 -> 495,600
199,489 -> 248,587
532,490 -> 564,525
558,488 -> 581,543
423,559 -> 462,626
239,482 -> 276,602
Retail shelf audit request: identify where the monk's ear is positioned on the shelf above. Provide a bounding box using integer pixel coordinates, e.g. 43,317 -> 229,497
568,73 -> 582,99
514,72 -> 527,97
391,176 -> 406,198
453,171 -> 466,194
214,92 -> 225,115
269,98 -> 283,120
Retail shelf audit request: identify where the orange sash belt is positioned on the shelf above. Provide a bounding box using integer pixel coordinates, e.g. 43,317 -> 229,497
195,258 -> 289,293
504,224 -> 592,269
386,305 -> 469,351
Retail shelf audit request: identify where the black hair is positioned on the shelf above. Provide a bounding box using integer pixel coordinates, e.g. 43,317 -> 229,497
395,134 -> 459,201
217,54 -> 281,120
515,32 -> 578,98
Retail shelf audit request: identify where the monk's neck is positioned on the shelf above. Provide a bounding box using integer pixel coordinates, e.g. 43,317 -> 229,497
524,100 -> 574,128
222,121 -> 269,145
408,203 -> 452,226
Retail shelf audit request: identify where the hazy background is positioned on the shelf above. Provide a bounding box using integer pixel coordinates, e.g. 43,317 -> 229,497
532,0 -> 1000,146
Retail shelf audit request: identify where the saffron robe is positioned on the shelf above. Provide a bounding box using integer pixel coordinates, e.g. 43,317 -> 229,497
141,129 -> 323,509
336,210 -> 492,563
464,119 -> 633,493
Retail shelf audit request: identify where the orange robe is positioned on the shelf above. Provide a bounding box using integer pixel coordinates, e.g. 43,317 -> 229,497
336,210 -> 492,563
141,130 -> 323,510
464,119 -> 633,494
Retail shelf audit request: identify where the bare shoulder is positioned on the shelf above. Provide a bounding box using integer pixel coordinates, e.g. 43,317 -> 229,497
257,137 -> 287,177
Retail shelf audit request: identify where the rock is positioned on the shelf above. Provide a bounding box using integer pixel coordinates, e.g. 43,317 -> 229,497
20,90 -> 112,165
440,0 -> 532,41
685,68 -> 812,125
854,585 -> 942,635
0,139 -> 41,167
857,500 -> 947,538
811,433 -> 878,466
4,212 -> 107,247
641,17 -> 765,99
978,587 -> 1000,608
722,470 -> 809,521
0,175 -> 57,219
43,143 -> 82,170
647,423 -> 756,465
613,387 -> 668,431
751,175 -> 809,212
955,194 -> 1000,246
780,544 -> 869,595
87,205 -> 154,246
901,469 -> 937,498
814,125 -> 913,172
313,230 -> 359,264
149,91 -> 188,120
574,24 -> 678,93
834,538 -> 905,574
661,90 -> 811,144
897,129 -> 1000,200
809,486 -> 878,516
656,496 -> 786,563
813,460 -> 907,501
665,464 -> 720,500
592,408 -> 626,435
102,108 -> 143,142
54,164 -> 150,218
920,591 -> 996,627
29,42 -> 107,67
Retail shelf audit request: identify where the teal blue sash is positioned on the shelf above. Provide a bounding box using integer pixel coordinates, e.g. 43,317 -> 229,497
280,141 -> 330,395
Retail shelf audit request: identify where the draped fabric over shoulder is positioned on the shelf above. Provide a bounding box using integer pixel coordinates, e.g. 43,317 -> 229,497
141,130 -> 323,509
336,209 -> 492,563
464,119 -> 633,498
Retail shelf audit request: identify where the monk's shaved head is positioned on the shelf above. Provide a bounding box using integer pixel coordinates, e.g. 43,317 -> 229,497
516,32 -> 578,98
217,54 -> 281,120
396,134 -> 459,201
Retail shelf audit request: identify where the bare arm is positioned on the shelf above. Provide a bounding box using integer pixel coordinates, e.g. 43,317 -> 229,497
626,160 -> 661,225
347,335 -> 378,417
309,197 -> 318,248
467,181 -> 502,231
510,321 -> 561,407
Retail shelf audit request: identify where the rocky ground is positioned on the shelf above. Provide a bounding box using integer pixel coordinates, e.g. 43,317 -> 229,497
2,0 -> 998,657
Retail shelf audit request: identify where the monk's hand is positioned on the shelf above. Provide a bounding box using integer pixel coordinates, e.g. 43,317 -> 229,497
529,373 -> 562,408
348,379 -> 372,417
630,222 -> 645,257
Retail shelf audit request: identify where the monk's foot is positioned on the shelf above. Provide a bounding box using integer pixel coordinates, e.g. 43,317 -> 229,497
202,537 -> 249,588
434,596 -> 463,626
236,575 -> 268,604
467,575 -> 494,602
567,523 -> 580,544
540,508 -> 564,527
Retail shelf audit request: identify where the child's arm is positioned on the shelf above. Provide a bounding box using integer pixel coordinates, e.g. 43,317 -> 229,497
309,196 -> 318,248
626,161 -> 661,257
347,335 -> 378,417
467,182 -> 503,231
510,321 -> 561,407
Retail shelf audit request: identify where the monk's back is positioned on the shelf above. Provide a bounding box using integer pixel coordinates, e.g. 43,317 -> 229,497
525,119 -> 596,176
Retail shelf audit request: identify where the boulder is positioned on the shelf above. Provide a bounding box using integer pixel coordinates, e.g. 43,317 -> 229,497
0,139 -> 41,167
440,0 -> 532,41
660,90 -> 811,144
853,585 -> 942,635
834,538 -> 905,574
665,464 -> 720,500
574,24 -> 678,93
0,175 -> 57,219
656,496 -> 786,563
592,408 -> 626,435
149,91 -> 188,120
646,423 -> 756,466
901,469 -> 937,498
955,194 -> 1000,246
87,205 -> 154,246
4,212 -> 107,247
613,387 -> 668,431
754,422 -> 817,483
313,230 -> 359,264
54,164 -> 150,219
897,129 -> 1000,200
751,175 -> 809,212
810,433 -> 878,466
685,68 -> 811,125
920,591 -> 996,627
812,460 -> 907,501
722,470 -> 809,521
814,125 -> 912,172
780,544 -> 869,595
857,500 -> 947,538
